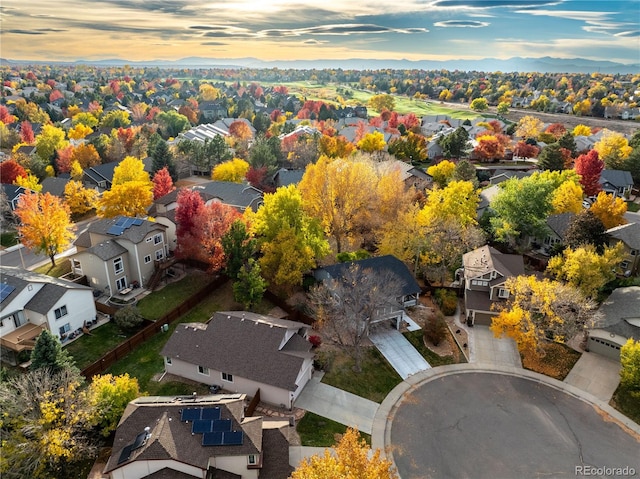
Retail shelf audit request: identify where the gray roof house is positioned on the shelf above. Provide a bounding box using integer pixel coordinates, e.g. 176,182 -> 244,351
162,311 -> 314,409
194,181 -> 264,212
40,176 -> 71,198
599,170 -> 634,198
71,216 -> 168,295
103,394 -> 293,479
587,286 -> 640,360
0,266 -> 96,362
462,245 -> 525,326
607,221 -> 640,276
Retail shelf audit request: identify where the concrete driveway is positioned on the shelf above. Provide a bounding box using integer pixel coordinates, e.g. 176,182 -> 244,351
471,325 -> 522,368
294,373 -> 379,434
369,327 -> 431,379
564,352 -> 621,402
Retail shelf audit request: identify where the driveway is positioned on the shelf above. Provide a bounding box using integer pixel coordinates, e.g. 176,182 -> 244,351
294,373 -> 379,434
471,325 -> 522,368
564,352 -> 621,402
369,327 -> 431,379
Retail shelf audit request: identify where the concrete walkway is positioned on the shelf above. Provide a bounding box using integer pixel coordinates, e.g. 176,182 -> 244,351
369,328 -> 431,379
564,351 -> 621,402
470,325 -> 522,368
289,446 -> 333,468
294,373 -> 379,434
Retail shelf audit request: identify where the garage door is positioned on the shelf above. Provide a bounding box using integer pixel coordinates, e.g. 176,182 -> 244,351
588,336 -> 621,360
474,312 -> 494,326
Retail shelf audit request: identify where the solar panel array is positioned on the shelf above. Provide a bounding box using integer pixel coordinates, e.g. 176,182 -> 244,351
117,431 -> 150,465
180,407 -> 243,446
107,216 -> 144,236
0,283 -> 16,303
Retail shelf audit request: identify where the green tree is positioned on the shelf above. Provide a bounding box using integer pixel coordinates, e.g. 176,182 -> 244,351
558,132 -> 577,157
564,210 -> 607,252
30,330 -> 77,374
113,306 -> 144,332
248,134 -> 281,175
222,220 -> 256,280
100,110 -> 131,129
88,374 -> 141,437
156,110 -> 190,138
232,258 -> 267,310
537,143 -> 566,171
497,102 -> 509,114
437,127 -> 470,159
620,339 -> 640,391
35,124 -> 67,162
177,136 -> 232,174
387,132 -> 427,163
149,138 -> 177,182
368,94 -> 395,113
452,159 -> 478,187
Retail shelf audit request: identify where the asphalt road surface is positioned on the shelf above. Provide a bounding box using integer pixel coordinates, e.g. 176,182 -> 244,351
390,372 -> 640,479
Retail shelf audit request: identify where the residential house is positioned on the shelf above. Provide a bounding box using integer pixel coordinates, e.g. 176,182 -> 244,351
607,222 -> 640,276
376,160 -> 432,191
477,184 -> 500,219
1,184 -> 31,212
199,101 -> 229,121
40,176 -> 70,198
71,216 -> 168,295
313,255 -> 421,329
599,170 -> 634,198
161,312 -> 314,408
0,266 -> 96,363
587,286 -> 640,360
179,123 -> 229,144
273,168 -> 305,188
534,212 -> 576,254
83,161 -> 119,191
461,245 -> 525,326
103,394 -> 293,479
489,169 -> 534,185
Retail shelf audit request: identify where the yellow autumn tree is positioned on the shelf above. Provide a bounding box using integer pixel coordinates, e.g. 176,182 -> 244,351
427,160 -> 456,188
211,158 -> 250,183
291,427 -> 398,479
199,83 -> 220,101
67,123 -> 93,140
97,156 -> 153,218
593,129 -> 633,169
357,131 -> 386,153
515,115 -> 544,139
64,180 -> 98,216
87,374 -> 141,437
551,180 -> 583,214
14,173 -> 42,193
572,124 -> 592,137
419,180 -> 480,228
547,243 -> 623,298
589,191 -> 627,229
70,160 -> 83,180
14,191 -> 75,267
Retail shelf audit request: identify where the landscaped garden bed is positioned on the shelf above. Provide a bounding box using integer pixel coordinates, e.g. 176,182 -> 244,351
296,411 -> 371,447
520,342 -> 581,380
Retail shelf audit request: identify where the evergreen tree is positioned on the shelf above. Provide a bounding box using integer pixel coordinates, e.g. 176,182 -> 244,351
233,259 -> 267,310
564,210 -> 607,253
222,220 -> 256,280
150,138 -> 177,182
537,143 -> 566,171
558,132 -> 577,157
30,329 -> 77,374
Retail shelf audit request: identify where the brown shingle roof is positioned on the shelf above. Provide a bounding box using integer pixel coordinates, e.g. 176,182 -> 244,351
463,245 -> 524,280
162,312 -> 312,392
87,216 -> 166,244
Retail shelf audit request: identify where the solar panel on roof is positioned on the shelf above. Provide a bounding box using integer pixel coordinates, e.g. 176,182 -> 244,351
202,431 -> 224,446
117,444 -> 134,464
107,225 -> 125,236
131,431 -> 147,450
181,408 -> 201,422
213,419 -> 231,432
115,217 -> 128,227
201,407 -> 221,420
192,419 -> 214,434
222,431 -> 244,446
132,218 -> 143,226
0,283 -> 16,303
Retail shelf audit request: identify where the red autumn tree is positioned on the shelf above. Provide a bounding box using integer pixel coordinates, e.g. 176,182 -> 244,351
175,189 -> 205,259
228,120 -> 253,141
369,116 -> 383,128
20,121 -> 35,144
474,135 -> 505,162
513,141 -> 540,159
545,123 -> 567,139
574,149 -> 604,196
487,120 -> 503,134
354,121 -> 368,143
49,89 -> 64,103
245,166 -> 269,190
387,111 -> 399,129
0,160 -> 27,184
270,109 -> 282,122
116,127 -> 137,154
379,110 -> 392,122
273,85 -> 288,95
55,145 -> 75,173
0,105 -> 17,124
178,105 -> 198,124
399,113 -> 421,131
152,167 -> 175,200
195,202 -> 242,271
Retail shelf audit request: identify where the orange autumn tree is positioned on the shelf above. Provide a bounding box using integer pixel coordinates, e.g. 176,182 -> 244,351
194,202 -> 242,271
291,427 -> 398,479
152,167 -> 175,200
15,191 -> 75,267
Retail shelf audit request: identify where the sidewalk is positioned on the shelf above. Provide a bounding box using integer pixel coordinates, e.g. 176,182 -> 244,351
294,373 -> 379,434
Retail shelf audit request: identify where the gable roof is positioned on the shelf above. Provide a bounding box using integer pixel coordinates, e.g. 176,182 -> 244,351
273,169 -> 305,188
85,240 -> 129,261
162,311 -> 312,392
40,176 -> 70,198
607,222 -> 640,250
600,169 -> 633,188
595,286 -> 640,340
195,182 -> 263,212
104,396 -> 261,475
84,161 -> 119,186
317,255 -> 421,297
546,212 -> 576,240
463,245 -> 525,280
85,216 -> 166,245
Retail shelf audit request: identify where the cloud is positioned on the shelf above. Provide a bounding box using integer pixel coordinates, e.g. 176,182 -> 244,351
514,9 -> 614,22
1,27 -> 67,35
302,39 -> 330,45
434,20 -> 489,27
615,30 -> 640,38
201,41 -> 228,46
431,0 -> 561,8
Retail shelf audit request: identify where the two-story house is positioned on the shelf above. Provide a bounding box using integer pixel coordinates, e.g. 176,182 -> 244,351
599,170 -> 634,198
103,394 -> 293,479
70,216 -> 168,295
0,266 -> 96,364
462,245 -> 525,326
607,221 -> 640,277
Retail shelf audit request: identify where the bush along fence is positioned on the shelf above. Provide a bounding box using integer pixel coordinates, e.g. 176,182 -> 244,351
80,274 -> 229,379
263,290 -> 315,326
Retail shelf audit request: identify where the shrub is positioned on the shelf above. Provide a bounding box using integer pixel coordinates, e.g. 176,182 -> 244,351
433,289 -> 458,316
113,306 -> 144,332
309,335 -> 322,348
336,249 -> 371,263
424,312 -> 448,346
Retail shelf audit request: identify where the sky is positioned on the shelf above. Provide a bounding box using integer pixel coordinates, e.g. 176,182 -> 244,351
1,0 -> 639,65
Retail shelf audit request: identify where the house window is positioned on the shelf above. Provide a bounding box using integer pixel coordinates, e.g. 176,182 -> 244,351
498,288 -> 509,299
248,454 -> 259,466
154,234 -> 163,245
222,372 -> 233,382
165,356 -> 172,365
54,305 -> 68,320
144,255 -> 152,264
621,260 -> 630,270
72,259 -> 82,272
631,250 -> 637,256
198,365 -> 209,375
113,257 -> 124,275
59,323 -> 71,336
155,249 -> 164,261
116,277 -> 127,291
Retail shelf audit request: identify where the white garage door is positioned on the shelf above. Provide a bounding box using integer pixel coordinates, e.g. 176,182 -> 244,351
588,336 -> 621,360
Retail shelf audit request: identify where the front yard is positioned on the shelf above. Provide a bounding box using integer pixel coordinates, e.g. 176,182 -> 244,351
296,412 -> 371,447
611,386 -> 640,425
521,342 -> 582,381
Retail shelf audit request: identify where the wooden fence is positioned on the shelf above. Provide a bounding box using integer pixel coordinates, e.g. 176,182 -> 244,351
245,389 -> 261,417
81,274 -> 229,379
263,290 -> 316,326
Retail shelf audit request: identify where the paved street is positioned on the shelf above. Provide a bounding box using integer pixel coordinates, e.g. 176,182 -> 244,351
388,371 -> 640,479
564,352 -> 621,402
294,373 -> 379,434
369,327 -> 431,379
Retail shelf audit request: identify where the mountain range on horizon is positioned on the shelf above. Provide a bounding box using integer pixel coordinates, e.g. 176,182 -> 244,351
2,56 -> 638,75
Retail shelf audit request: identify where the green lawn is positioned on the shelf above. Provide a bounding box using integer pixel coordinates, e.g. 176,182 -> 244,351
611,386 -> 640,426
65,322 -> 133,370
321,347 -> 402,403
136,270 -> 216,320
627,201 -> 640,213
0,231 -> 18,248
403,330 -> 462,367
296,412 -> 371,447
34,260 -> 71,278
